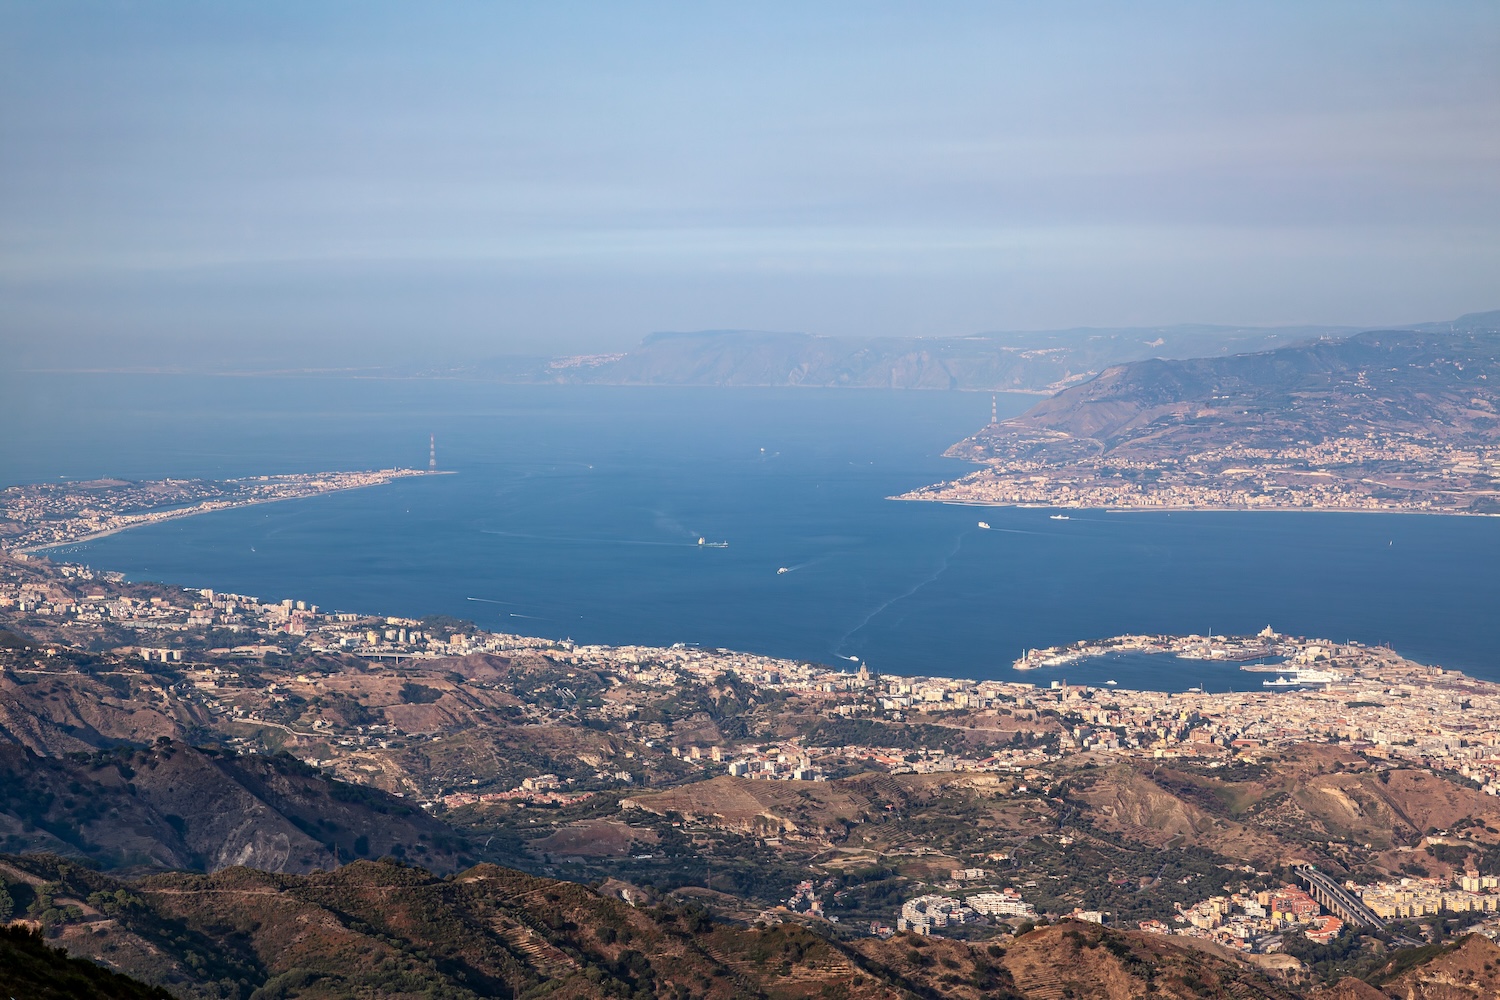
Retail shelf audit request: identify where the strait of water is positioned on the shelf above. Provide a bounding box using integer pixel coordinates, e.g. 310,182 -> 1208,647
4,372 -> 1499,690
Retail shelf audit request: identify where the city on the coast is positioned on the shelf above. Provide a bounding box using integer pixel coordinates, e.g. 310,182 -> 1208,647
0,467 -> 436,553
898,434 -> 1500,514
7,541 -> 1500,955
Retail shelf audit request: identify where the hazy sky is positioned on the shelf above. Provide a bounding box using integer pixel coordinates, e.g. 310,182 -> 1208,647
2,2 -> 1497,366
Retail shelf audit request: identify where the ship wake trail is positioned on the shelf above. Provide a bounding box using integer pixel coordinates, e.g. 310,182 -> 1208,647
480,529 -> 698,547
834,532 -> 968,657
777,556 -> 829,575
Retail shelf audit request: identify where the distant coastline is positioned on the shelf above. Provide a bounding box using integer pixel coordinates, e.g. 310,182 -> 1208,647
4,469 -> 450,555
899,497 -> 1500,517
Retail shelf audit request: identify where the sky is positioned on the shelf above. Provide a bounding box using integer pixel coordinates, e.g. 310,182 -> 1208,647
2,1 -> 1497,368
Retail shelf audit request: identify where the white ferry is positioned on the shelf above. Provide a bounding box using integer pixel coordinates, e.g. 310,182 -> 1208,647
1049,514 -> 1070,520
1263,668 -> 1337,690
977,521 -> 991,529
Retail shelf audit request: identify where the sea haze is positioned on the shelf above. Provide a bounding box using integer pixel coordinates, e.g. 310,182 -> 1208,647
4,373 -> 1499,690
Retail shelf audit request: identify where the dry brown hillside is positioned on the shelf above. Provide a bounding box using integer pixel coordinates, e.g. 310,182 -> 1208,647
1063,750 -> 1500,870
1309,978 -> 1392,1000
5,852 -> 1317,1000
1373,934 -> 1500,1000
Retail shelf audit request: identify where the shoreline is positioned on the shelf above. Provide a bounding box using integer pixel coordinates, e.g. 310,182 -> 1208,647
7,536 -> 1459,699
8,469 -> 452,555
4,531 -> 1475,697
6,473 -> 1485,693
890,494 -> 1500,517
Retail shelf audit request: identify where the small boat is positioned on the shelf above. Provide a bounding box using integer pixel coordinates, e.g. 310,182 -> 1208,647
1105,679 -> 1118,686
977,521 -> 991,529
777,567 -> 791,575
1049,514 -> 1070,520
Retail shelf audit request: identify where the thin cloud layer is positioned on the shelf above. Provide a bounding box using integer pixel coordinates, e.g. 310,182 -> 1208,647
2,2 -> 1496,365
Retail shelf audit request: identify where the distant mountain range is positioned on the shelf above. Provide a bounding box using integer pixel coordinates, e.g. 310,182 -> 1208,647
453,310 -> 1500,394
477,324 -> 1351,394
37,310 -> 1499,395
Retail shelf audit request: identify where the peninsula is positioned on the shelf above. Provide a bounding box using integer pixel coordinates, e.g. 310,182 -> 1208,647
0,468 -> 434,553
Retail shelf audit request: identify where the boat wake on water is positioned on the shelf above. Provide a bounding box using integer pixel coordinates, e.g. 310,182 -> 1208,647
481,528 -> 705,547
834,532 -> 968,654
774,556 -> 828,576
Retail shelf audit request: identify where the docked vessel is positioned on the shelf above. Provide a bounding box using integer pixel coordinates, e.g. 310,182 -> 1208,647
1263,668 -> 1337,690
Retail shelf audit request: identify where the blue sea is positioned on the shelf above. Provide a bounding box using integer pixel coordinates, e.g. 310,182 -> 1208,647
4,372 -> 1499,690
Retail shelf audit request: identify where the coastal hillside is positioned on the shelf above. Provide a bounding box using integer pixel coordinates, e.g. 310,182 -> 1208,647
902,320 -> 1500,513
950,327 -> 1500,463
